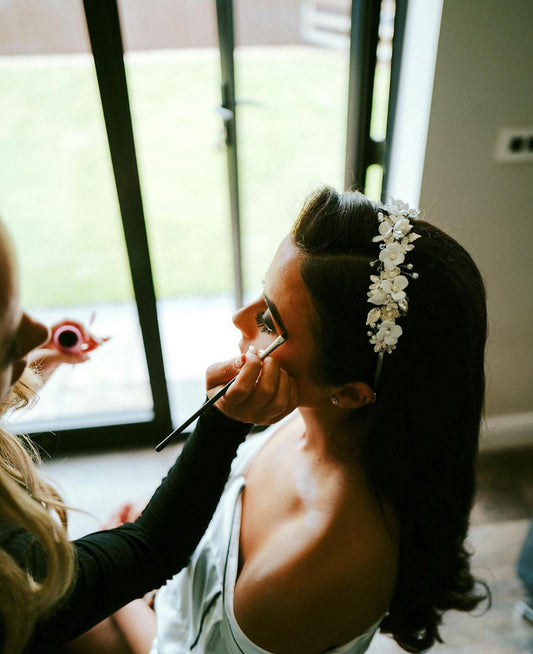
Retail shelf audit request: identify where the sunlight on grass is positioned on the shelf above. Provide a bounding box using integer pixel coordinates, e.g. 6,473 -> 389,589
0,47 -> 387,308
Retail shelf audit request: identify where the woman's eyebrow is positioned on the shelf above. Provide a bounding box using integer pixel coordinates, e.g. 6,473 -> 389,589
264,295 -> 288,339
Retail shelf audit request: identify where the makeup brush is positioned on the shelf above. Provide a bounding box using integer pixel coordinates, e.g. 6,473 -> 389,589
155,334 -> 286,451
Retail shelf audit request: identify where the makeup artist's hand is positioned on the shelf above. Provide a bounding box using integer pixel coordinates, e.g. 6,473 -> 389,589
28,319 -> 109,384
206,347 -> 299,425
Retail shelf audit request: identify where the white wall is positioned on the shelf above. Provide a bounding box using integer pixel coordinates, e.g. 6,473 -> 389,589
389,0 -> 533,449
385,0 -> 443,207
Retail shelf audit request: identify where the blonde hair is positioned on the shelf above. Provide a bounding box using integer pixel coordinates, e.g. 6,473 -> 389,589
0,368 -> 75,653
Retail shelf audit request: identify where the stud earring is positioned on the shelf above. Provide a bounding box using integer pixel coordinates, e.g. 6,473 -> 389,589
330,395 -> 340,406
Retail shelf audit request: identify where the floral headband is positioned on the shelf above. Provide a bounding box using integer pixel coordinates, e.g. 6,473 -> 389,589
366,199 -> 420,390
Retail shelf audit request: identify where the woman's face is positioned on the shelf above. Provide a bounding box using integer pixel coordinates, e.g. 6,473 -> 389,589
0,224 -> 49,405
233,235 -> 328,407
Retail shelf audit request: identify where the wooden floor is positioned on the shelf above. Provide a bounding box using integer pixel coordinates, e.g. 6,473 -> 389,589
369,445 -> 533,654
472,446 -> 533,525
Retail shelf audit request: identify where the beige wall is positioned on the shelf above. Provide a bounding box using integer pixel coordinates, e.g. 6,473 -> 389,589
418,0 -> 533,448
0,0 -> 90,54
0,0 -> 304,55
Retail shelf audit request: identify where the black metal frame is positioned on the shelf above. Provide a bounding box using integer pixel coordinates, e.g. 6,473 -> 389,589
215,0 -> 244,309
382,0 -> 409,200
345,0 -> 382,191
345,0 -> 408,196
30,0 -> 172,454
83,0 -> 171,429
33,420 -> 166,456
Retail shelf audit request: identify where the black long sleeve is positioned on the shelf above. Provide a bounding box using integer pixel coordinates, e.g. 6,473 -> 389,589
4,407 -> 252,652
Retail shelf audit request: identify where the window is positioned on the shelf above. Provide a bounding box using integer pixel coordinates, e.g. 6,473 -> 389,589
0,0 -> 405,452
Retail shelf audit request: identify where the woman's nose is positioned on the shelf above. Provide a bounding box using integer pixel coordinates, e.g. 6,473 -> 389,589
17,313 -> 49,357
232,302 -> 257,339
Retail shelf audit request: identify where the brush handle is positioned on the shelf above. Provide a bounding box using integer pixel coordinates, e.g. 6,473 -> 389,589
155,335 -> 286,451
155,378 -> 235,451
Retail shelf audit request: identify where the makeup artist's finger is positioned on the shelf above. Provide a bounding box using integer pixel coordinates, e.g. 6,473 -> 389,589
252,366 -> 299,424
84,334 -> 110,352
252,370 -> 288,423
262,368 -> 296,421
206,352 -> 261,397
224,355 -> 290,424
206,354 -> 245,392
52,351 -> 91,364
206,351 -> 261,400
248,355 -> 281,409
29,348 -> 90,370
221,350 -> 264,406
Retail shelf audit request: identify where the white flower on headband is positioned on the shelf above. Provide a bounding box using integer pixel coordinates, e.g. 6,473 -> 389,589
367,200 -> 420,354
379,242 -> 405,270
367,275 -> 388,305
392,218 -> 412,238
372,221 -> 393,243
376,321 -> 402,347
381,275 -> 408,301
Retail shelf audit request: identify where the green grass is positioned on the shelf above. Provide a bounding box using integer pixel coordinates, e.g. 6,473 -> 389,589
0,48 -> 387,308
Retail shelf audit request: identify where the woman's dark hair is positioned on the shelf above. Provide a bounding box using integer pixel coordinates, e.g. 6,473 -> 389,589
292,186 -> 489,652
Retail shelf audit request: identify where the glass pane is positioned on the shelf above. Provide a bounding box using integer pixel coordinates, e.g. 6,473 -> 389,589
0,1 -> 153,431
235,0 -> 351,295
118,1 -> 239,425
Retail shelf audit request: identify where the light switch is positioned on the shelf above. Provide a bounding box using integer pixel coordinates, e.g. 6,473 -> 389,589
494,126 -> 533,163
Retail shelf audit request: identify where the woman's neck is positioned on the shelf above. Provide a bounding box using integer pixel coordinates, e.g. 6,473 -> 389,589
297,405 -> 362,464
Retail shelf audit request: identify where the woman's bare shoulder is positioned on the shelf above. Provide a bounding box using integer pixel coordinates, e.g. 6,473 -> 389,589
234,497 -> 398,654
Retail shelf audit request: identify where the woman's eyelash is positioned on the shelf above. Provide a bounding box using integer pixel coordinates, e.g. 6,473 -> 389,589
255,311 -> 274,334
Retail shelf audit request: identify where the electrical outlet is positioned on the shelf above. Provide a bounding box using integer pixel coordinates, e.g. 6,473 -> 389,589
494,126 -> 533,163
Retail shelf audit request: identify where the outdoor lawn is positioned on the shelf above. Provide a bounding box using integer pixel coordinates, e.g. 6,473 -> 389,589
0,46 -> 387,310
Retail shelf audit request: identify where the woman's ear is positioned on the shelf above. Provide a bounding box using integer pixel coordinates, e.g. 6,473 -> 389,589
330,382 -> 375,409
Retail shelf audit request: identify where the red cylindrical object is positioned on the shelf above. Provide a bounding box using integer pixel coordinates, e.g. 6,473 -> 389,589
52,325 -> 84,354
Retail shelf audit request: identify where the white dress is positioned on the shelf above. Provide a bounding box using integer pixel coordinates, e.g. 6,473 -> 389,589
150,424 -> 382,654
